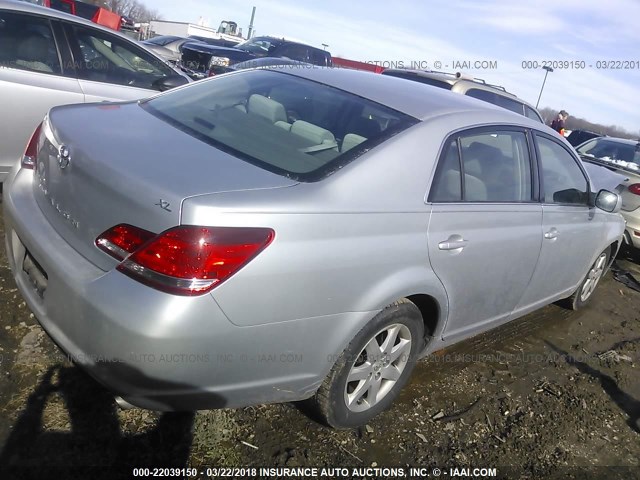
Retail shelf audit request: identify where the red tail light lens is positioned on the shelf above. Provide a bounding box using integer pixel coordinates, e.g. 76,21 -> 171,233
22,122 -> 43,170
96,224 -> 155,260
629,183 -> 640,196
97,225 -> 274,296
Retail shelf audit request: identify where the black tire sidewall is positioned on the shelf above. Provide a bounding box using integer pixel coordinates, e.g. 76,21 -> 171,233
322,301 -> 423,428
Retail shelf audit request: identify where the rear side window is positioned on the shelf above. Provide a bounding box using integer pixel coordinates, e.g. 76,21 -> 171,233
142,69 -> 417,181
536,135 -> 588,205
466,88 -> 524,115
430,140 -> 462,201
0,12 -> 61,75
430,130 -> 532,202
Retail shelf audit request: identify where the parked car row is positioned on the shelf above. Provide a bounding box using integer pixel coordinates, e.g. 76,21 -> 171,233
141,34 -> 242,65
179,35 -> 333,79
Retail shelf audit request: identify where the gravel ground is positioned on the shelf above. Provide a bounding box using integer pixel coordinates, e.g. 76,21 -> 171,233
0,196 -> 638,480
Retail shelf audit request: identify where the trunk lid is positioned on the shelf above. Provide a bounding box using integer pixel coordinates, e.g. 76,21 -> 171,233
33,102 -> 297,271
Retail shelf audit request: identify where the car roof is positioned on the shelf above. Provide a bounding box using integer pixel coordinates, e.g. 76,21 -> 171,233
1,0 -> 143,43
278,67 -> 543,126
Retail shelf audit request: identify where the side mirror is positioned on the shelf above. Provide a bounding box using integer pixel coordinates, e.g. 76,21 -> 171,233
595,189 -> 621,213
152,74 -> 189,92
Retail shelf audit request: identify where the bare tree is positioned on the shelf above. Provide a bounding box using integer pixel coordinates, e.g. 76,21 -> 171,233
83,0 -> 162,22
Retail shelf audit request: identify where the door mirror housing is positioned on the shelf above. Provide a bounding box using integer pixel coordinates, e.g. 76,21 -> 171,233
594,189 -> 621,213
152,74 -> 189,92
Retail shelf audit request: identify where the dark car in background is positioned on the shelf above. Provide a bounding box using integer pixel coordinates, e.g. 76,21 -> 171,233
566,129 -> 604,147
181,35 -> 332,79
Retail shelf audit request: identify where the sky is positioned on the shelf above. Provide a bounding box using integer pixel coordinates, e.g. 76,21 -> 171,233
150,0 -> 640,133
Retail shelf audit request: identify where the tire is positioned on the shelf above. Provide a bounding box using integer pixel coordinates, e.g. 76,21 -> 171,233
564,247 -> 610,310
313,299 -> 424,429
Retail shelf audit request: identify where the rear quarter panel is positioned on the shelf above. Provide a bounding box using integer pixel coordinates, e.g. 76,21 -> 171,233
181,121 -> 451,333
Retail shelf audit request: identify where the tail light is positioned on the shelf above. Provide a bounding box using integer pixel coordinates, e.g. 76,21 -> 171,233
96,225 -> 274,296
22,122 -> 43,170
628,184 -> 640,196
96,224 -> 155,260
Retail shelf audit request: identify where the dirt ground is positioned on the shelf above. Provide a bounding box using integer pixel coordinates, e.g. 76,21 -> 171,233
0,195 -> 639,479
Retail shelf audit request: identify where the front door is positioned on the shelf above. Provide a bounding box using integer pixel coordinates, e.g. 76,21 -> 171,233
516,133 -> 602,308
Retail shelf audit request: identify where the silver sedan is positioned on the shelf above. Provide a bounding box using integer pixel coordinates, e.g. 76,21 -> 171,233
3,67 -> 625,428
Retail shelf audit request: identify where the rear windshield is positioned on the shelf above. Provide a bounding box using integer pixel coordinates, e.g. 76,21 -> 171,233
577,138 -> 640,166
141,69 -> 417,181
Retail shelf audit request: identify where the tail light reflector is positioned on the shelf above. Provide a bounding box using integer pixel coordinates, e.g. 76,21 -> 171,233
96,225 -> 274,296
22,122 -> 43,170
96,224 -> 155,260
628,183 -> 640,196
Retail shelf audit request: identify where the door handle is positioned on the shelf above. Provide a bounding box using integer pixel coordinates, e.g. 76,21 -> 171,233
544,228 -> 559,240
438,235 -> 468,251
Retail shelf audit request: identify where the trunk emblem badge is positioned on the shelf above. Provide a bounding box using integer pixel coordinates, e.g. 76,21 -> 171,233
57,145 -> 70,169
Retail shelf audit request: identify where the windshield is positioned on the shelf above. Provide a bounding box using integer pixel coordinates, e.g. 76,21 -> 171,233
141,70 -> 417,181
234,37 -> 282,54
577,138 -> 640,168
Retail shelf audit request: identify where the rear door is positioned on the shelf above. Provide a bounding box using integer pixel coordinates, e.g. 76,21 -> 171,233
427,127 -> 543,343
516,133 -> 601,307
0,10 -> 83,178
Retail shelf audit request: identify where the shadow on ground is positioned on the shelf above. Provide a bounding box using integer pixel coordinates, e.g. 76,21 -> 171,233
0,365 -> 196,479
546,341 -> 640,434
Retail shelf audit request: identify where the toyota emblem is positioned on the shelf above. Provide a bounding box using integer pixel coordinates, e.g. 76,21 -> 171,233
58,145 -> 70,169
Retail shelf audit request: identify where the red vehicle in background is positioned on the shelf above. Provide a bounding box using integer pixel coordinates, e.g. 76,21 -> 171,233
332,57 -> 384,74
28,0 -> 121,30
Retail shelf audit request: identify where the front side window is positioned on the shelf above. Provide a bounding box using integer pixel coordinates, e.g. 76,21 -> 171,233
430,130 -> 532,203
536,135 -> 589,205
142,69 -> 417,181
69,24 -> 174,89
0,12 -> 61,74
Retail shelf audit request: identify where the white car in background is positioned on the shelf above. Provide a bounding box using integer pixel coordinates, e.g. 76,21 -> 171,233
577,136 -> 640,249
0,0 -> 189,182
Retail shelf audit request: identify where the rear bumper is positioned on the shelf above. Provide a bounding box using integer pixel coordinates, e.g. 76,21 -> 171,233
3,168 -> 370,410
621,210 -> 640,248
